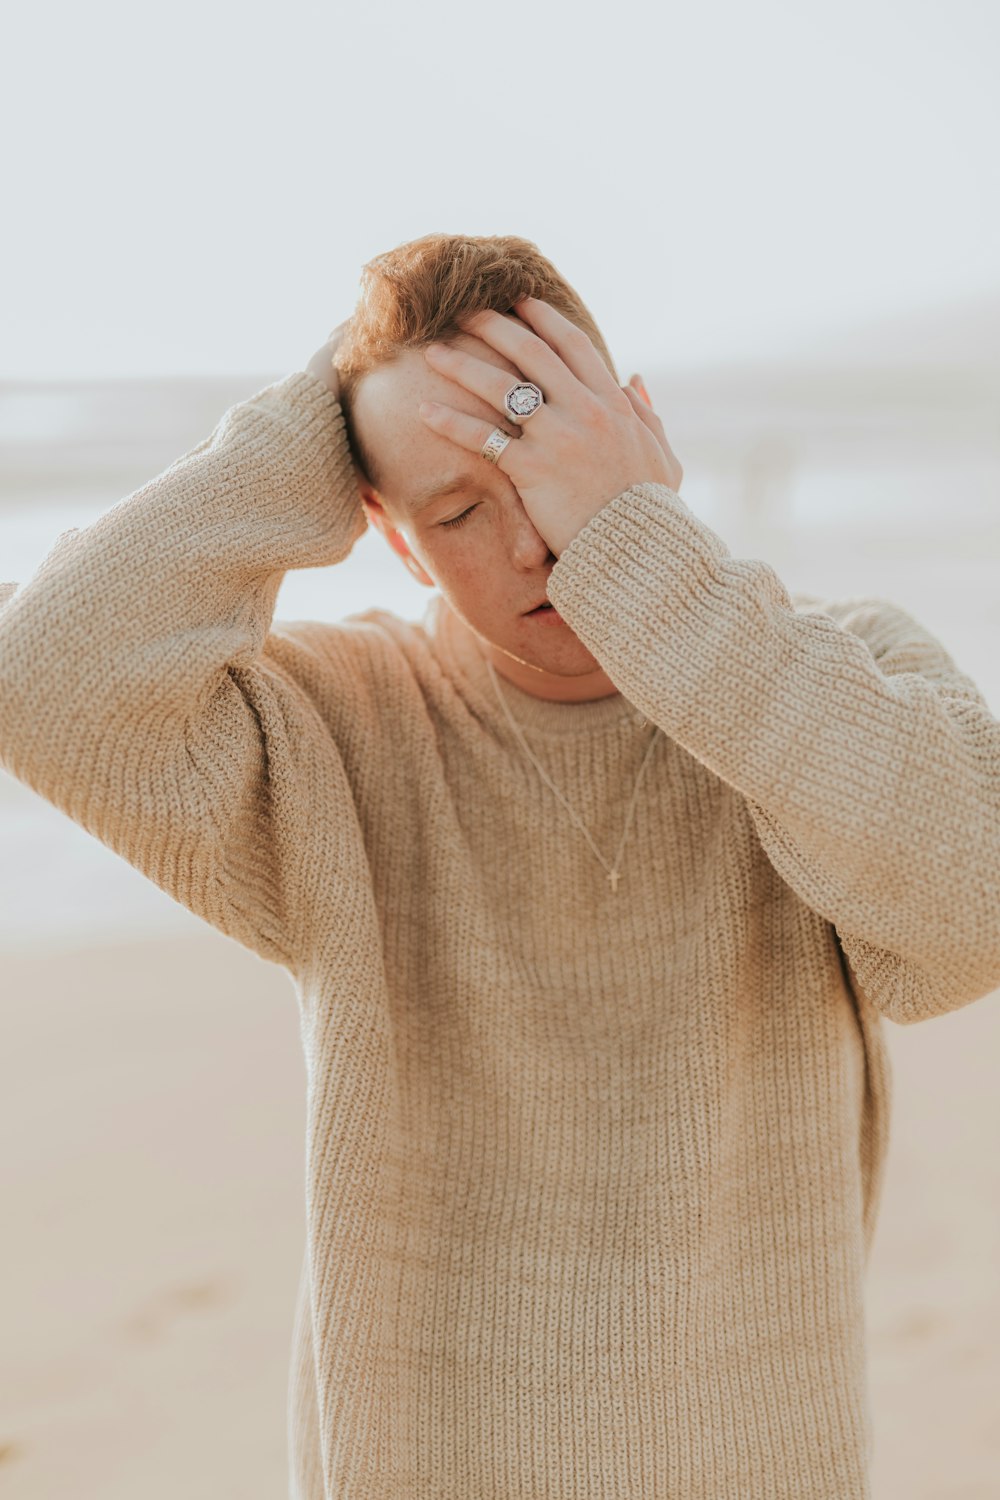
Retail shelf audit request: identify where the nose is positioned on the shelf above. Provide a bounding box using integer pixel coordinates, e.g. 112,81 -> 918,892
506,496 -> 554,568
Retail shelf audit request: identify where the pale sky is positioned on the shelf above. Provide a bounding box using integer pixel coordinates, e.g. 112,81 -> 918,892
1,0 -> 997,380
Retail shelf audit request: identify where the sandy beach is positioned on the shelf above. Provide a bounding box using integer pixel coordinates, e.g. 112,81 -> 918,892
0,927 -> 997,1498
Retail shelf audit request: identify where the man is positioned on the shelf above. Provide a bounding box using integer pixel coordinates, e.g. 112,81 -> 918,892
2,232 -> 998,1500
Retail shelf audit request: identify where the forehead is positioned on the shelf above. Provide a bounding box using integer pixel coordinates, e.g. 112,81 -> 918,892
351,331 -> 523,512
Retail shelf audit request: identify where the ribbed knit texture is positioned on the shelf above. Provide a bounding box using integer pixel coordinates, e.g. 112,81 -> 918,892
2,372 -> 999,1500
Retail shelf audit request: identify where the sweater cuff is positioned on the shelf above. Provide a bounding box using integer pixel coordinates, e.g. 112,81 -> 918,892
239,369 -> 360,528
545,482 -> 729,661
151,368 -> 370,575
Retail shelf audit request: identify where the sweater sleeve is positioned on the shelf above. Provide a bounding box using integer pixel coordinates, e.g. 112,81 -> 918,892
545,481 -> 1000,1026
0,372 -> 370,972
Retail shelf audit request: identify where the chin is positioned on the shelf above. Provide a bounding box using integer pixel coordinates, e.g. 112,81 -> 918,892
515,632 -> 598,672
455,601 -> 596,672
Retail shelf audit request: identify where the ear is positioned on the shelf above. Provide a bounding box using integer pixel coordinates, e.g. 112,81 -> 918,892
364,490 -> 436,588
360,483 -> 386,532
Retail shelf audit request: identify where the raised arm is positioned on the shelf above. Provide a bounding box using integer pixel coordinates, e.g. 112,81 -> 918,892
0,328 -> 371,971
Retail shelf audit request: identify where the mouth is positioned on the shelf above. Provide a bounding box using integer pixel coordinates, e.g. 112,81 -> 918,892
524,600 -> 562,620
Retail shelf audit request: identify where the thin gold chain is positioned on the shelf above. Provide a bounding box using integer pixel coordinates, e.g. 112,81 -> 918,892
482,650 -> 660,893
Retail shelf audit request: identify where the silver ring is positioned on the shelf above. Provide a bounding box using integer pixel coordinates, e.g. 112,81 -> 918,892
480,427 -> 512,466
503,381 -> 544,423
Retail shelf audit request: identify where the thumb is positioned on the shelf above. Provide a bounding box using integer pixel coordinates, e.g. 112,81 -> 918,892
623,381 -> 663,436
628,373 -> 652,408
623,384 -> 683,489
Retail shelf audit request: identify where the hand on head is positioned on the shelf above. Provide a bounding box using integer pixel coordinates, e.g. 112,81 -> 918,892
305,320 -> 351,400
419,298 -> 683,557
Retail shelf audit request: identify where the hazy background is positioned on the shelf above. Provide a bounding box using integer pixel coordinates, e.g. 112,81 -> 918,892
2,1 -> 999,1496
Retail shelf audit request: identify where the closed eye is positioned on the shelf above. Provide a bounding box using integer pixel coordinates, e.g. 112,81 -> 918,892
440,505 -> 478,529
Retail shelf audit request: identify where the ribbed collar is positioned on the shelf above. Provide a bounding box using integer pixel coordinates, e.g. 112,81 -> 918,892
424,592 -> 649,741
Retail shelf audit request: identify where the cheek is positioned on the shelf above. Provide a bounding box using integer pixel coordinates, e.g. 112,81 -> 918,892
425,534 -> 499,599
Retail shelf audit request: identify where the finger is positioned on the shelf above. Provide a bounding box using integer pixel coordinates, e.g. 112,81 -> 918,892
326,318 -> 351,350
623,382 -> 664,437
453,305 -> 588,407
418,401 -> 525,477
423,342 -> 552,429
509,296 -> 623,399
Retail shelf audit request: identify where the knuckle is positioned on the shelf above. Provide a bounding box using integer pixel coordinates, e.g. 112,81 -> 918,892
580,391 -> 610,423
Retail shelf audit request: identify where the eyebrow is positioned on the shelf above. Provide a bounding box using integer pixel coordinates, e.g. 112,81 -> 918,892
405,475 -> 489,515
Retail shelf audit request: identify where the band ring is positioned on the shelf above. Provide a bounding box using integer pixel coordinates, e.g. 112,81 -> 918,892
481,427 -> 512,466
503,381 -> 544,423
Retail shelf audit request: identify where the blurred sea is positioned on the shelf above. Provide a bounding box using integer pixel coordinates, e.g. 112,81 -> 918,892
2,347 -> 998,953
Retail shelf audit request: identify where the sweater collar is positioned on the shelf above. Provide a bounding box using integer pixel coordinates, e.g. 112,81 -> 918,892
425,593 -> 647,740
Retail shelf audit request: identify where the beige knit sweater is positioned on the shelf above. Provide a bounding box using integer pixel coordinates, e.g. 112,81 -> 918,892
2,371 -> 998,1500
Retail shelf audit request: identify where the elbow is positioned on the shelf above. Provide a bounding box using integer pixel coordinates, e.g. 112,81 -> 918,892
839,929 -> 1000,1026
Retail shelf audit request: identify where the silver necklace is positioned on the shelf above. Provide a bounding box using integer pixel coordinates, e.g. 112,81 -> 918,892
482,649 -> 661,894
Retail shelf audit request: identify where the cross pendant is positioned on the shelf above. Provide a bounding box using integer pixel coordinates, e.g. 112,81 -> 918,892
608,868 -> 621,893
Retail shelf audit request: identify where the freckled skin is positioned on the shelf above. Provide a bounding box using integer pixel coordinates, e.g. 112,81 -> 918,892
350,332 -> 621,704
